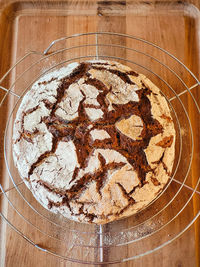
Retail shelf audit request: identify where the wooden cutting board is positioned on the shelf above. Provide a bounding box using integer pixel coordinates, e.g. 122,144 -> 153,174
0,0 -> 199,266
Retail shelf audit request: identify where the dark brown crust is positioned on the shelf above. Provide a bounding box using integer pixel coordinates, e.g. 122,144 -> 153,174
14,105 -> 40,144
38,77 -> 57,85
160,114 -> 173,123
151,177 -> 161,186
116,182 -> 135,202
17,61 -> 174,222
21,129 -> 39,144
152,151 -> 171,176
91,66 -> 136,84
156,135 -> 174,148
42,99 -> 54,110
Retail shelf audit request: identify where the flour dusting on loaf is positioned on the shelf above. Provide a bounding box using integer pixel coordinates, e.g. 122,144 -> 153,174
13,60 -> 175,224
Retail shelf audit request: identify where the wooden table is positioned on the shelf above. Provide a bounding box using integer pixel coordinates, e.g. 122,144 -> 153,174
0,0 -> 199,266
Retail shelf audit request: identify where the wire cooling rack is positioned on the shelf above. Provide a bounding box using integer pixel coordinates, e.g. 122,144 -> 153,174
0,32 -> 200,264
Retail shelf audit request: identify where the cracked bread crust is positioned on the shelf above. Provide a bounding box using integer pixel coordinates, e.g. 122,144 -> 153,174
13,60 -> 175,224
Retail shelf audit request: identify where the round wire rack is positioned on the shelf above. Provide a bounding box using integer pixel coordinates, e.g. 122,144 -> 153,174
0,32 -> 199,264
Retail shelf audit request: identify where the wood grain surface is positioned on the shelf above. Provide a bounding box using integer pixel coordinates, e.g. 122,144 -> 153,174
0,0 -> 199,266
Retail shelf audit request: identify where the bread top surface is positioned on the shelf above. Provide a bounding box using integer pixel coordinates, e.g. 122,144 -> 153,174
13,60 -> 175,224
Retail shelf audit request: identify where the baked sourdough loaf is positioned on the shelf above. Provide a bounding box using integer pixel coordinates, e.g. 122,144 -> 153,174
13,60 -> 175,224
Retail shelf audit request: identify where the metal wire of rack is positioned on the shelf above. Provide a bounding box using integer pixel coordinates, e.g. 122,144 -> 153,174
0,32 -> 199,264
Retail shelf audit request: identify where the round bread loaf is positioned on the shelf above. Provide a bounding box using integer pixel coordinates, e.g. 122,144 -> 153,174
13,60 -> 175,224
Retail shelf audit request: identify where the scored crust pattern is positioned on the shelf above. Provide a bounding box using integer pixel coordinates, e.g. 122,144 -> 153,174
13,60 -> 175,224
